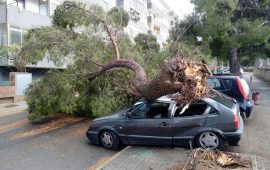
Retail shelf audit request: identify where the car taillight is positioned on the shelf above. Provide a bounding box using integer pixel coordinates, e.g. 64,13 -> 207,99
237,77 -> 249,101
234,114 -> 239,128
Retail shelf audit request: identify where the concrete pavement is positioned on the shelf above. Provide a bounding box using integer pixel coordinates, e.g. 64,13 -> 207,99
0,101 -> 28,118
228,73 -> 270,168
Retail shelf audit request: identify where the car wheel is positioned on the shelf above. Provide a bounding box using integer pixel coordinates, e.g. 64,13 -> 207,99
240,111 -> 245,119
196,131 -> 224,150
99,130 -> 119,150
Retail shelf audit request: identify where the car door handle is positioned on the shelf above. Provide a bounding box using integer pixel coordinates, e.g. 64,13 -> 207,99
159,122 -> 167,126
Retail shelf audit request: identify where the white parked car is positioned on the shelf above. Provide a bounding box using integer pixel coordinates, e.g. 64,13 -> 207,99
220,67 -> 243,75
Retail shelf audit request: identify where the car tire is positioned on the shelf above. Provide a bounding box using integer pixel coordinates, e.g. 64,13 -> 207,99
99,130 -> 119,150
240,111 -> 245,119
196,131 -> 224,150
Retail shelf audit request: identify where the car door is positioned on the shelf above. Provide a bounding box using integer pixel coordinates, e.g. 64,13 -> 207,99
124,101 -> 172,145
172,101 -> 219,146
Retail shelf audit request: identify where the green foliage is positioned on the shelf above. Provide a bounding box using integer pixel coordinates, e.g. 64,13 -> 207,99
21,27 -> 77,67
134,33 -> 160,53
53,1 -> 101,29
171,0 -> 270,71
26,71 -> 78,120
107,7 -> 129,27
0,45 -> 25,71
23,1 -> 174,121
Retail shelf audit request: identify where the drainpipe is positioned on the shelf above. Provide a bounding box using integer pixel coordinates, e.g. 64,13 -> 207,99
6,0 -> 10,46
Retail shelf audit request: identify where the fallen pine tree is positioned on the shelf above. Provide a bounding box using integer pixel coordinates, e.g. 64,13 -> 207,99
22,1 -> 215,121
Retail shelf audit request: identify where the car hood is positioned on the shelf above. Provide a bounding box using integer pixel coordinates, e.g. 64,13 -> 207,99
92,109 -> 128,122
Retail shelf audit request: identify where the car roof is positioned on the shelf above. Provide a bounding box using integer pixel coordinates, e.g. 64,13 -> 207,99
155,92 -> 236,109
156,95 -> 175,102
209,75 -> 239,79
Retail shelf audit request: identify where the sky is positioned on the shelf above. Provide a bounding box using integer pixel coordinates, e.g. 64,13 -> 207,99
166,0 -> 195,20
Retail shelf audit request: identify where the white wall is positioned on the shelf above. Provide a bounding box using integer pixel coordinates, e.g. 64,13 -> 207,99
25,0 -> 39,13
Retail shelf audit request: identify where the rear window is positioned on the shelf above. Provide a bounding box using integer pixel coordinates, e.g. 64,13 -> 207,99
222,79 -> 232,90
209,90 -> 235,109
207,78 -> 223,90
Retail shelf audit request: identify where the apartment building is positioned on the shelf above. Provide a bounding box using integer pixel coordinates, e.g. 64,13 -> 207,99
0,0 -> 177,70
0,0 -> 61,68
116,0 -> 148,38
0,0 -> 60,46
147,0 -> 176,49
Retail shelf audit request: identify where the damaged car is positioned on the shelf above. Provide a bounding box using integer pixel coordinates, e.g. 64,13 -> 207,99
86,92 -> 243,150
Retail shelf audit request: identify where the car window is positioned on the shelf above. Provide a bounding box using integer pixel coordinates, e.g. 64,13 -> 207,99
210,90 -> 235,109
222,79 -> 232,90
207,79 -> 223,90
128,98 -> 145,112
146,102 -> 170,119
132,103 -> 146,119
174,100 -> 209,117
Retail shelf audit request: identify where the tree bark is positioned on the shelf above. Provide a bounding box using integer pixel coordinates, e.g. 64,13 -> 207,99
90,57 -> 212,105
229,48 -> 241,75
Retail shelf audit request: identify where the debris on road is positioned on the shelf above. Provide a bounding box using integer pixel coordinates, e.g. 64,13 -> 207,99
171,148 -> 252,170
10,115 -> 85,140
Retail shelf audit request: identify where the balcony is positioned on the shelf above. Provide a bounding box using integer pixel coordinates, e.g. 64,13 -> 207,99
7,5 -> 52,28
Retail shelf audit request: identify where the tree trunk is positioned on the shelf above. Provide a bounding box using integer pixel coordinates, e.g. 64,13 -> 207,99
229,48 -> 241,75
90,57 -> 212,105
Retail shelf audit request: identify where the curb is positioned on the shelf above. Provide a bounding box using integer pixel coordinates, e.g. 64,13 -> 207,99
96,146 -> 131,170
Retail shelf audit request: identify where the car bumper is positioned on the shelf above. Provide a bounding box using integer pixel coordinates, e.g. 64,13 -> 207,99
223,116 -> 244,146
86,131 -> 99,144
244,100 -> 254,118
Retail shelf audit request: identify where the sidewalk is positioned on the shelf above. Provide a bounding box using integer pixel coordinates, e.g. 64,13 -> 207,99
0,101 -> 28,118
99,146 -> 190,170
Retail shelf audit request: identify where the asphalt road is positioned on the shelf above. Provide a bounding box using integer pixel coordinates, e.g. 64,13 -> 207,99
0,112 -> 117,170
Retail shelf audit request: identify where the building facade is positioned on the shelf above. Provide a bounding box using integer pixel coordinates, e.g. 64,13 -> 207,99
0,0 -> 61,67
147,0 -> 176,49
0,0 -> 178,70
116,0 -> 148,38
0,0 -> 60,46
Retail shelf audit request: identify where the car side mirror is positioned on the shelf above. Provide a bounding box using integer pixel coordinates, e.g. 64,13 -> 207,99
126,112 -> 133,119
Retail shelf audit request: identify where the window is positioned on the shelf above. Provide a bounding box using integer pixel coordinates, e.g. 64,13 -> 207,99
146,102 -> 170,119
39,0 -> 48,16
18,0 -> 25,9
50,3 -> 57,16
10,26 -> 22,45
0,24 -> 7,46
174,100 -> 209,117
222,79 -> 232,90
207,78 -> 223,90
153,25 -> 160,35
132,103 -> 146,119
9,25 -> 28,45
116,0 -> 124,7
10,30 -> 21,45
210,90 -> 234,109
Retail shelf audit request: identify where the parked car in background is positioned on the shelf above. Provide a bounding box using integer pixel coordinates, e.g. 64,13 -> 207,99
86,92 -> 243,150
220,67 -> 230,74
214,67 -> 244,75
207,75 -> 254,119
